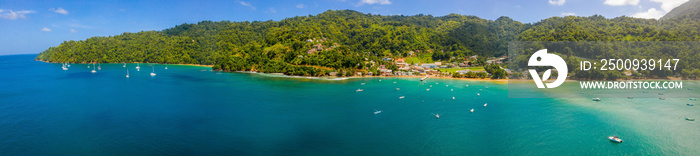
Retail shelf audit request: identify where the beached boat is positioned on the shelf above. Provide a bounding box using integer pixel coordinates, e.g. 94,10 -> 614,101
420,75 -> 428,81
356,89 -> 364,92
592,98 -> 601,101
686,117 -> 695,121
608,136 -> 623,143
691,98 -> 697,101
688,103 -> 694,106
659,97 -> 665,100
627,97 -> 633,99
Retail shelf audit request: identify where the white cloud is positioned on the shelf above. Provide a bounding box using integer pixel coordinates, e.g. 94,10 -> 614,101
650,0 -> 688,12
238,1 -> 256,10
359,0 -> 391,5
41,27 -> 52,32
0,9 -> 36,20
548,0 -> 566,6
296,4 -> 306,9
603,0 -> 640,6
632,8 -> 665,19
70,29 -> 77,33
50,7 -> 69,15
268,7 -> 276,13
561,12 -> 576,16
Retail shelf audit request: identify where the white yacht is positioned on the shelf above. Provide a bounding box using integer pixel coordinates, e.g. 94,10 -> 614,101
150,65 -> 156,76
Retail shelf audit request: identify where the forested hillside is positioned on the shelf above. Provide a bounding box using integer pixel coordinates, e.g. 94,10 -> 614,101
35,8 -> 700,78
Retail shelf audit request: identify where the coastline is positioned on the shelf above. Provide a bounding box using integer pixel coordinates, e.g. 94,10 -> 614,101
37,60 -> 697,82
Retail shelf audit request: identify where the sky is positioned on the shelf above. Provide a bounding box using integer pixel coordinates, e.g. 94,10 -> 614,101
0,0 -> 691,55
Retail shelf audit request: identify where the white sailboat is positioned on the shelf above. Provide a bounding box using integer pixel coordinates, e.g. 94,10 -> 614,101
165,65 -> 168,69
470,108 -> 474,113
126,69 -> 130,78
61,63 -> 68,70
97,63 -> 101,70
123,63 -> 126,67
136,63 -> 141,71
91,63 -> 97,73
150,65 -> 156,76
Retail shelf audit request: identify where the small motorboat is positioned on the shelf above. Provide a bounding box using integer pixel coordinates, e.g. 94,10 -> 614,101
399,96 -> 405,99
592,98 -> 601,101
484,103 -> 487,107
470,108 -> 474,113
608,136 -> 623,143
374,110 -> 382,115
429,85 -> 432,88
452,97 -> 455,100
393,81 -> 396,84
691,98 -> 697,101
435,114 -> 439,119
627,97 -> 633,99
465,84 -> 469,87
688,103 -> 695,106
477,93 -> 480,96
658,93 -> 664,95
395,88 -> 400,91
426,89 -> 430,91
686,117 -> 695,121
446,85 -> 448,87
356,89 -> 364,92
659,97 -> 665,100
450,89 -> 453,91
360,82 -> 365,85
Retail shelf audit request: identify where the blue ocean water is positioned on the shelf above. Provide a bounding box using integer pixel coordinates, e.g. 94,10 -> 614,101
1,54 -> 698,155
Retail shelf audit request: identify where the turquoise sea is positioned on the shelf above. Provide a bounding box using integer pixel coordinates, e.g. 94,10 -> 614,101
1,54 -> 699,155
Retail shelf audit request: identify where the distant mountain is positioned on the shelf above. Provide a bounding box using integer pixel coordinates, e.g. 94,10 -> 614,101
661,0 -> 700,20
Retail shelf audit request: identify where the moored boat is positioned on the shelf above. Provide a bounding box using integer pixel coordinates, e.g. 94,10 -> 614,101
608,136 -> 623,143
